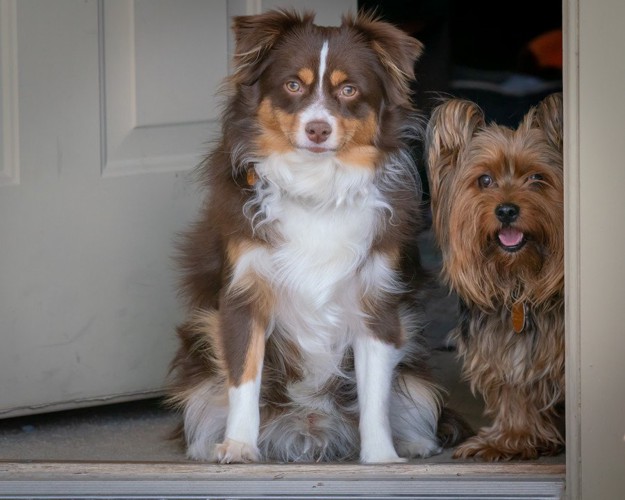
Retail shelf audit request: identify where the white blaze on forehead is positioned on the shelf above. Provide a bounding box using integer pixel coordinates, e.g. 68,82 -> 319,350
294,39 -> 337,150
317,40 -> 329,96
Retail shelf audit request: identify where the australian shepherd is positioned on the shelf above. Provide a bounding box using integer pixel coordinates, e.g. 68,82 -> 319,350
167,9 -> 465,464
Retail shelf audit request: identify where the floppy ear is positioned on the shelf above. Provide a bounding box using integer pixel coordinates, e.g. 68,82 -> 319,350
343,11 -> 424,107
530,91 -> 563,153
425,99 -> 485,204
230,9 -> 315,85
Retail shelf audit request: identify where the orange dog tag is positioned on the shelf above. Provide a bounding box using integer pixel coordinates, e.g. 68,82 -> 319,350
512,302 -> 527,333
246,169 -> 257,186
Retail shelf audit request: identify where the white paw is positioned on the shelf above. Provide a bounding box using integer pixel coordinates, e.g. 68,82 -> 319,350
360,451 -> 408,464
360,442 -> 407,464
396,438 -> 442,459
215,438 -> 260,463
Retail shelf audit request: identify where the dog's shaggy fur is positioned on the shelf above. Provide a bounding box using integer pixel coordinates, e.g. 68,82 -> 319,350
426,92 -> 565,460
166,9 -> 467,464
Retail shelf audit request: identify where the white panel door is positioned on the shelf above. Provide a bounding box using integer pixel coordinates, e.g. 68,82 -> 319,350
0,0 -> 354,418
0,0 -> 227,418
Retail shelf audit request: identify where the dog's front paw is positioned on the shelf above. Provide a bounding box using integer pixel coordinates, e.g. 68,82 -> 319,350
452,435 -> 543,461
452,436 -> 511,461
360,451 -> 407,464
215,438 -> 260,463
360,442 -> 407,464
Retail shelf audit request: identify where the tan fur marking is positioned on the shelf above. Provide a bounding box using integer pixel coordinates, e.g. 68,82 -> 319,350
240,319 -> 266,383
336,112 -> 380,166
298,67 -> 314,86
336,145 -> 379,167
225,239 -> 274,308
256,98 -> 295,155
330,69 -> 348,87
225,239 -> 252,268
227,273 -> 272,386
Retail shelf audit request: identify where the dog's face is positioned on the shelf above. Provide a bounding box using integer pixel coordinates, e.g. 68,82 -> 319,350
228,9 -> 423,168
426,94 -> 564,309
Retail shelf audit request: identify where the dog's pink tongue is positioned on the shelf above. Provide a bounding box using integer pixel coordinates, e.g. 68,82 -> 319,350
498,227 -> 524,247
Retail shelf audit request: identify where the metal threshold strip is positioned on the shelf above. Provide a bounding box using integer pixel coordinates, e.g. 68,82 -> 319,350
0,460 -> 565,499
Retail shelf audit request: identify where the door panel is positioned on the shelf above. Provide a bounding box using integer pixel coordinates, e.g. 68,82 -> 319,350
0,0 -> 218,417
101,0 -> 228,177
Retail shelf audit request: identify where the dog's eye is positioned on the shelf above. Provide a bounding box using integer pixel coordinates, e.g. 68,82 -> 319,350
340,85 -> 358,98
529,173 -> 544,183
528,173 -> 547,189
285,81 -> 302,93
478,174 -> 493,188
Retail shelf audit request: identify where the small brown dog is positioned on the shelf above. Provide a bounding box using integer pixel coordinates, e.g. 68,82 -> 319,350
426,93 -> 564,460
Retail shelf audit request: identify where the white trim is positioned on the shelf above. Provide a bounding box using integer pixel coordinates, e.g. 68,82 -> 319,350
563,1 -> 581,499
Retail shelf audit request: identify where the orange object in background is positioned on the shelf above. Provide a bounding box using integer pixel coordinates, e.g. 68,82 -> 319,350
527,29 -> 563,71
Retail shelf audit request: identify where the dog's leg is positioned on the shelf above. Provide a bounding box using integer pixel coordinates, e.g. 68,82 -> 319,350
214,306 -> 266,463
217,378 -> 262,463
453,383 -> 564,461
353,334 -> 406,463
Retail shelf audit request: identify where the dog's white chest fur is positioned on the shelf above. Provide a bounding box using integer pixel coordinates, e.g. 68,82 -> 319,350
241,153 -> 394,376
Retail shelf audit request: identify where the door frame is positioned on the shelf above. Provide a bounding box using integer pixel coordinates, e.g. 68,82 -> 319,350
563,0 -> 581,496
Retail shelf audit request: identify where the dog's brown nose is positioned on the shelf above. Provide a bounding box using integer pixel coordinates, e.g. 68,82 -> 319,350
495,203 -> 520,223
305,121 -> 332,144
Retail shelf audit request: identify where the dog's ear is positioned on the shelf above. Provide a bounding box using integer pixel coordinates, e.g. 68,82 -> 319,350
425,99 -> 485,202
230,9 -> 315,85
529,92 -> 564,153
344,11 -> 423,107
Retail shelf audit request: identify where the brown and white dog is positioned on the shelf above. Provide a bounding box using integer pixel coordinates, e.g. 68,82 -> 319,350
167,9 -> 466,464
426,93 -> 564,460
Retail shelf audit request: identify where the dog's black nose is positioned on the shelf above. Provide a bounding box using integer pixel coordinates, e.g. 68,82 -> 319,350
495,203 -> 520,223
305,121 -> 332,144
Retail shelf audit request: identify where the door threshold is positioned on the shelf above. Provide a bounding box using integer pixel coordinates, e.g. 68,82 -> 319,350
0,459 -> 565,499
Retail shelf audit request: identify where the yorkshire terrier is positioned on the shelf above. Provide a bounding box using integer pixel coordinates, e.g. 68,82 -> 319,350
425,92 -> 564,460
